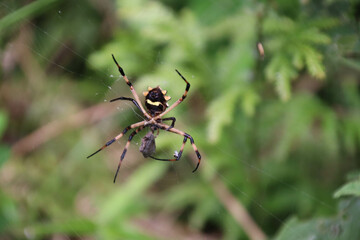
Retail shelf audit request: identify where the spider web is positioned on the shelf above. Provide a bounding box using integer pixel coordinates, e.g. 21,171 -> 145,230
0,1 -> 346,239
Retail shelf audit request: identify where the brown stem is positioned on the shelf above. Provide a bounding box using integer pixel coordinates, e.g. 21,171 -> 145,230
12,103 -> 115,156
211,177 -> 267,240
190,155 -> 267,240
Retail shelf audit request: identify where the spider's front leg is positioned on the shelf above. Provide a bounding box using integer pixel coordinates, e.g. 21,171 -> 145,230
110,97 -> 143,114
111,54 -> 151,119
156,69 -> 190,120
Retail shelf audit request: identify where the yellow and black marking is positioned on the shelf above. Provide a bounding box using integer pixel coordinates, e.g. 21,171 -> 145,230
143,86 -> 171,116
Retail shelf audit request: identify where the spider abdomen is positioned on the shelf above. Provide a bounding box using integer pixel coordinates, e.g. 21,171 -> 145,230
139,131 -> 156,158
143,87 -> 171,116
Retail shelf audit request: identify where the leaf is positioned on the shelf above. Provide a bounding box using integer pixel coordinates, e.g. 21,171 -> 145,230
27,218 -> 96,238
334,180 -> 360,198
274,197 -> 360,240
266,54 -> 297,101
206,88 -> 240,143
0,111 -> 10,168
0,0 -> 61,33
264,12 -> 333,100
98,161 -> 168,224
302,45 -> 326,79
0,110 -> 8,138
241,88 -> 260,116
0,191 -> 18,233
0,146 -> 10,168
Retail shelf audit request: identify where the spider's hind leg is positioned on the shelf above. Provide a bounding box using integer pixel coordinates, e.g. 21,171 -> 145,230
149,135 -> 187,162
149,155 -> 179,161
86,123 -> 141,159
158,123 -> 201,172
113,126 -> 145,183
156,70 -> 190,119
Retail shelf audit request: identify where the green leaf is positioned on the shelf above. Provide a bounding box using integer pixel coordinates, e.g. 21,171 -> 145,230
334,180 -> 360,198
274,198 -> 360,240
302,45 -> 326,79
0,146 -> 10,168
264,12 -> 333,100
0,0 -> 61,33
98,161 -> 168,224
266,54 -> 297,101
241,88 -> 260,116
0,110 -> 8,138
206,88 -> 240,143
27,218 -> 96,238
0,191 -> 18,233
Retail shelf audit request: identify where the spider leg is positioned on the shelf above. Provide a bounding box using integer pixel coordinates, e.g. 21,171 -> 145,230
149,135 -> 187,161
158,123 -> 201,172
113,126 -> 145,183
156,70 -> 190,119
111,54 -> 151,119
110,97 -> 143,114
87,121 -> 145,158
161,117 -> 176,130
149,155 -> 178,161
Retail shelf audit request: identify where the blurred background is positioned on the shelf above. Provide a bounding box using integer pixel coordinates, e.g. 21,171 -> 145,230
1,0 -> 360,239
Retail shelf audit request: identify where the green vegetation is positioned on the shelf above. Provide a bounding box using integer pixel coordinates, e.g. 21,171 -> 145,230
1,0 -> 359,239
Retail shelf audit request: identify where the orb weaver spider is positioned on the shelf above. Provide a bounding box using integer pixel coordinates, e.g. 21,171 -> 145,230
87,54 -> 201,182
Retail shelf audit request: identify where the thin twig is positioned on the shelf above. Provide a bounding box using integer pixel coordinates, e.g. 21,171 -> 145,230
211,178 -> 267,240
12,103 -> 115,156
190,155 -> 267,240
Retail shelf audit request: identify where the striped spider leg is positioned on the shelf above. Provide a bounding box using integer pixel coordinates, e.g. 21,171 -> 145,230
87,121 -> 146,159
112,54 -> 151,120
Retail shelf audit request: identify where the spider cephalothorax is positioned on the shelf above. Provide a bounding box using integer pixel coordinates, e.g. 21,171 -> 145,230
87,54 -> 201,182
143,87 -> 171,116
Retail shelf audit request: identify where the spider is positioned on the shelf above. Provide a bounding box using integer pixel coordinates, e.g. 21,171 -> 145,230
87,54 -> 201,182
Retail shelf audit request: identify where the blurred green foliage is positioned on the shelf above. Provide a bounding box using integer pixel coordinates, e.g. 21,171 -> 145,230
1,0 -> 360,239
0,110 -> 10,168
